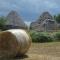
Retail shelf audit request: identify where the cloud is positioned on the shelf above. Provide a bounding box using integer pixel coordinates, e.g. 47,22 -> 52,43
25,21 -> 31,26
0,0 -> 60,22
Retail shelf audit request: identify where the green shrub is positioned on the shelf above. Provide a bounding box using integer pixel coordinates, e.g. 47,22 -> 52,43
53,32 -> 60,41
30,31 -> 53,43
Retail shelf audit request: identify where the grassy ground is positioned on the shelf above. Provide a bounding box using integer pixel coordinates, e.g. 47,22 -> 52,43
22,42 -> 60,60
2,42 -> 60,60
28,42 -> 60,56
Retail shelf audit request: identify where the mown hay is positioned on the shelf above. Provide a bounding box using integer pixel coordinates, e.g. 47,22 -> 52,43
0,29 -> 31,57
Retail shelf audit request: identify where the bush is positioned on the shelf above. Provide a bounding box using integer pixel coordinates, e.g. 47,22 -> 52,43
53,32 -> 60,41
30,31 -> 53,43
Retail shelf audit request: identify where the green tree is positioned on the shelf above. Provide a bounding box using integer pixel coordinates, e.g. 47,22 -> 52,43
0,17 -> 7,30
54,14 -> 60,23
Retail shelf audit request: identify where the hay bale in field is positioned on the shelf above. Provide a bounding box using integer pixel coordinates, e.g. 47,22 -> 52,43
0,31 -> 18,58
0,29 -> 31,57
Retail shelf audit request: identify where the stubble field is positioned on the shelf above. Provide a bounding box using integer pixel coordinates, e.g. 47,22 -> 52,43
21,42 -> 60,60
2,42 -> 60,60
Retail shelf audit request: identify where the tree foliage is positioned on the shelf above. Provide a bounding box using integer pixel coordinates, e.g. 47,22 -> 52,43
0,17 -> 7,30
54,14 -> 60,23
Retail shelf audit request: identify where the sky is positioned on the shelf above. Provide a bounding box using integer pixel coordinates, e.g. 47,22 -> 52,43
0,0 -> 60,25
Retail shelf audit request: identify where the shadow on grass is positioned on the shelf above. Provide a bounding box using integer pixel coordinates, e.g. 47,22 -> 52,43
15,54 -> 28,59
0,54 -> 28,60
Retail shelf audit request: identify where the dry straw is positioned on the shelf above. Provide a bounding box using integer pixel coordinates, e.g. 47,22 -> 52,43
0,29 -> 31,57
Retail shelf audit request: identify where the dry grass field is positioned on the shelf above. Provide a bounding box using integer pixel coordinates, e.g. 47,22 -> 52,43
21,42 -> 60,60
1,42 -> 60,60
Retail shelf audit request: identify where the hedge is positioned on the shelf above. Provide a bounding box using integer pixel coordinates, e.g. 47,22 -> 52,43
29,31 -> 54,43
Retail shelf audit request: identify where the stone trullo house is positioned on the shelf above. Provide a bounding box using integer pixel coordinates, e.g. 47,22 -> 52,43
4,10 -> 27,30
30,12 -> 58,32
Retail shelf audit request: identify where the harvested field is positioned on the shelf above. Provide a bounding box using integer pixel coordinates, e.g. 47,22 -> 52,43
1,42 -> 60,60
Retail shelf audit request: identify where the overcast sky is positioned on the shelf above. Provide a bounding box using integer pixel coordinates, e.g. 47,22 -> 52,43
0,0 -> 60,24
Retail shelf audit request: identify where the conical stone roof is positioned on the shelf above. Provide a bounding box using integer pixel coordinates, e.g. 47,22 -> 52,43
38,12 -> 53,23
30,12 -> 57,31
6,10 -> 27,29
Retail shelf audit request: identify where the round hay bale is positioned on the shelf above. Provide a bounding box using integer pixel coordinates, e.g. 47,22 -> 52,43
0,31 -> 18,58
0,29 -> 31,57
